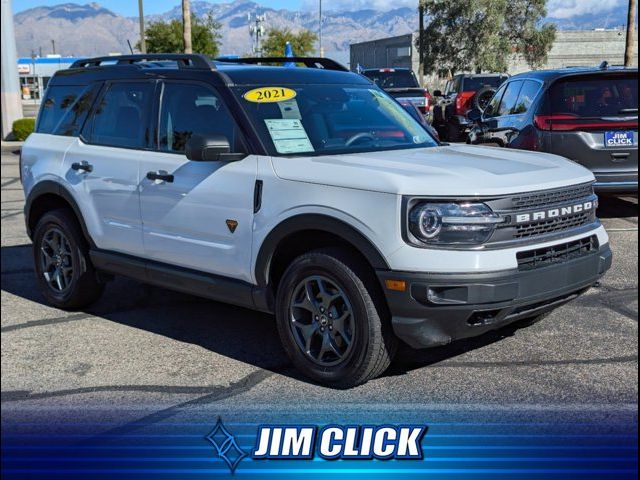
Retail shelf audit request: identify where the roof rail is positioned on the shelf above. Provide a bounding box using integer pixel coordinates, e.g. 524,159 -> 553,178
216,56 -> 349,72
70,54 -> 214,70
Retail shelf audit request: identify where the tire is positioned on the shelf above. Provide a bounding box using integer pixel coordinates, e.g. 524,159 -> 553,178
472,86 -> 496,111
275,248 -> 397,388
32,208 -> 104,309
447,123 -> 463,142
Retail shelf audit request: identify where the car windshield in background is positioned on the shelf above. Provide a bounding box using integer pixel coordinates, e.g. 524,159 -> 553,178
362,70 -> 420,89
549,74 -> 638,117
234,84 -> 437,156
462,76 -> 506,91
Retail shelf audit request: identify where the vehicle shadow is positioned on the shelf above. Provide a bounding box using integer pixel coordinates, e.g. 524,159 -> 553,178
596,194 -> 638,220
0,243 -> 565,388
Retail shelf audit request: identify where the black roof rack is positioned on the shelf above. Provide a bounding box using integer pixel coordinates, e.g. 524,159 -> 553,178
70,54 -> 214,70
216,56 -> 349,72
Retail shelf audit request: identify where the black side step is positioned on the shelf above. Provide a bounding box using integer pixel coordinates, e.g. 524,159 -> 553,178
90,249 -> 273,313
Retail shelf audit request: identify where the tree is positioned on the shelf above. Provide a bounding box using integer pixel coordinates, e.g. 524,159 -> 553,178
624,0 -> 636,67
261,28 -> 318,58
417,0 -> 556,75
182,0 -> 192,54
139,14 -> 221,56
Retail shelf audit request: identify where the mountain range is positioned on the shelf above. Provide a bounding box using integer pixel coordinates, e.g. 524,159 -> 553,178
14,1 -> 632,61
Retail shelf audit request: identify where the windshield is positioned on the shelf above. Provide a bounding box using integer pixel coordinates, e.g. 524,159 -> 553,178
362,70 -> 420,89
548,74 -> 638,117
462,76 -> 507,91
233,84 -> 437,156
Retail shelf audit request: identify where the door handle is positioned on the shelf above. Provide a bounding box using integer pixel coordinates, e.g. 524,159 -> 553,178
146,171 -> 174,183
611,152 -> 630,162
71,161 -> 93,173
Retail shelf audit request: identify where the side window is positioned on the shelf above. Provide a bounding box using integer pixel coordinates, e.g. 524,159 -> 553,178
497,80 -> 523,116
158,82 -> 242,153
37,85 -> 97,135
484,84 -> 507,117
86,82 -> 153,149
512,80 -> 542,115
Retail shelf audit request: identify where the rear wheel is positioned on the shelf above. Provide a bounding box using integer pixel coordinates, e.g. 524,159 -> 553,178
33,209 -> 104,309
275,248 -> 397,388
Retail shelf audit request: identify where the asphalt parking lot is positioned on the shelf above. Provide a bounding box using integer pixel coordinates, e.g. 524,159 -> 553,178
1,145 -> 638,428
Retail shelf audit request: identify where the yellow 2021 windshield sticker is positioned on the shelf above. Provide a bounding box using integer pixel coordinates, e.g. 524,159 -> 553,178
244,87 -> 297,103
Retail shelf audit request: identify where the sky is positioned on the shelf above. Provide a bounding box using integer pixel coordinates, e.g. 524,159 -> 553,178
12,0 -> 307,16
12,0 -> 631,17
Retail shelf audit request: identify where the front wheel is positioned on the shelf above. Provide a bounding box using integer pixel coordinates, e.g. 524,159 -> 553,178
275,248 -> 397,388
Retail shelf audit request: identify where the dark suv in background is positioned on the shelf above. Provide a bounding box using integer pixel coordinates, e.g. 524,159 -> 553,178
361,68 -> 432,119
468,65 -> 638,194
432,73 -> 509,141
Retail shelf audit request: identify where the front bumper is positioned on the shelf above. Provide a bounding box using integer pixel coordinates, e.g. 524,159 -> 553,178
377,244 -> 612,349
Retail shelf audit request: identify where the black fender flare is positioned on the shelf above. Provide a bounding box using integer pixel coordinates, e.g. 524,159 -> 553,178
254,214 -> 389,287
25,180 -> 94,246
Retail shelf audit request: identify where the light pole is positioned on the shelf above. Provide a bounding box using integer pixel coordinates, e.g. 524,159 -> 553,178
1,0 -> 23,139
138,0 -> 146,54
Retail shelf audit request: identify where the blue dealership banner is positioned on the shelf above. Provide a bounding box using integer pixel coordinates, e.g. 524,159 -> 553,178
2,405 -> 637,479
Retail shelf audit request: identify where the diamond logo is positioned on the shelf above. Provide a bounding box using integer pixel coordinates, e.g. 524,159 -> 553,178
205,418 -> 248,474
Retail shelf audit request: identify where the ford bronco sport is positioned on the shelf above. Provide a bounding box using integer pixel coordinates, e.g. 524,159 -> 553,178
21,54 -> 612,388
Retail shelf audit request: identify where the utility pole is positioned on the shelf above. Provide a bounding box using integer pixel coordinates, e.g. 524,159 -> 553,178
182,0 -> 192,54
138,0 -> 146,54
319,0 -> 324,57
418,2 -> 425,86
1,0 -> 23,139
51,39 -> 56,55
248,13 -> 266,56
624,0 -> 636,67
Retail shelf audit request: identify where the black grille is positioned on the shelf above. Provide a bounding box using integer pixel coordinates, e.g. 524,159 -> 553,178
516,235 -> 599,271
514,212 -> 594,239
511,183 -> 594,211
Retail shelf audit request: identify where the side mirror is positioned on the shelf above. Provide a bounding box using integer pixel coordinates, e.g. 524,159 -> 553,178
185,134 -> 246,162
467,108 -> 483,122
433,90 -> 443,97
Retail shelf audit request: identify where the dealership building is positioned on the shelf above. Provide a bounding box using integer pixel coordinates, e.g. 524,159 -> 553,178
350,29 -> 639,87
17,55 -> 79,100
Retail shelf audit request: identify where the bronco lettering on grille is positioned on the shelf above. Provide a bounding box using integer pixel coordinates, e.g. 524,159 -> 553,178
515,201 -> 596,224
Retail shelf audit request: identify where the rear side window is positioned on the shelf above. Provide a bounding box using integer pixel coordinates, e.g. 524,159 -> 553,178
512,80 -> 542,114
547,74 -> 638,117
497,81 -> 523,116
37,85 -> 98,136
86,82 -> 154,149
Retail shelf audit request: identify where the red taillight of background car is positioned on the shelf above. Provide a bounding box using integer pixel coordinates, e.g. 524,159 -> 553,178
534,114 -> 638,131
454,91 -> 475,116
424,91 -> 432,112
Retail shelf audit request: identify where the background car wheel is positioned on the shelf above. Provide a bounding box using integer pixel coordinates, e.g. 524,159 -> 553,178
275,248 -> 397,388
473,86 -> 496,111
32,208 -> 104,310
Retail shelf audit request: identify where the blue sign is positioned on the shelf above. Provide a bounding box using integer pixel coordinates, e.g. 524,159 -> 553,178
605,131 -> 634,147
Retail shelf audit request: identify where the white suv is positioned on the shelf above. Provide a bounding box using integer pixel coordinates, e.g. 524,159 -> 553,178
20,55 -> 612,387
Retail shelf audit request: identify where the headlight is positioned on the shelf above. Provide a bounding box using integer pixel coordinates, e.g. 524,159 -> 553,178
408,202 -> 505,246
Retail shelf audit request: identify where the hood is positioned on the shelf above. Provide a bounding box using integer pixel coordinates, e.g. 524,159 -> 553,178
270,144 -> 595,196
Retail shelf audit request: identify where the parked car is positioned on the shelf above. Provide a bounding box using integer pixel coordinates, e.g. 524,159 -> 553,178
21,54 -> 611,388
361,68 -> 432,120
432,73 -> 509,142
397,98 -> 440,140
468,64 -> 638,194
